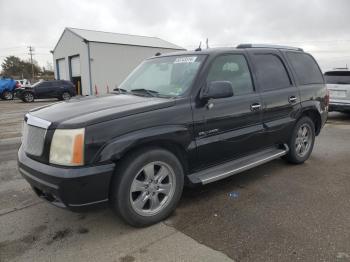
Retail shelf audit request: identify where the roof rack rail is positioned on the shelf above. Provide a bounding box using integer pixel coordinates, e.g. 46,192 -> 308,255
237,44 -> 303,52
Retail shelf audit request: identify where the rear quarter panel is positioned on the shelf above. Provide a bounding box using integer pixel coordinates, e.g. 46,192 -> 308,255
282,51 -> 328,128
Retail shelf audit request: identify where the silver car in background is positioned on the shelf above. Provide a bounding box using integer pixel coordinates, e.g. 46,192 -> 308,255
324,70 -> 350,114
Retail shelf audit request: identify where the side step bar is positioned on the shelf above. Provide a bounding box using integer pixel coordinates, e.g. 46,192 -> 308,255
188,145 -> 289,185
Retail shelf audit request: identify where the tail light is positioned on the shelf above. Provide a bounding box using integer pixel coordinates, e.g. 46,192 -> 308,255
325,88 -> 330,107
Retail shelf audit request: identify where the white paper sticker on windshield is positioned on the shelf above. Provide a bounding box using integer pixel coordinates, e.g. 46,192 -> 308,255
174,56 -> 197,64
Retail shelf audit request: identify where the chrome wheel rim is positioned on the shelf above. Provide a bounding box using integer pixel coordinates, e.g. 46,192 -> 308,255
62,92 -> 70,100
295,124 -> 312,157
24,93 -> 33,102
130,161 -> 176,216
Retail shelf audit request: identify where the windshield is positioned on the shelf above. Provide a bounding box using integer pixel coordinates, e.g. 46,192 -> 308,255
324,71 -> 350,84
119,55 -> 206,97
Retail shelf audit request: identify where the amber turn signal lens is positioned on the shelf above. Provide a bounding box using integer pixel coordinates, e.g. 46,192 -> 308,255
72,133 -> 84,165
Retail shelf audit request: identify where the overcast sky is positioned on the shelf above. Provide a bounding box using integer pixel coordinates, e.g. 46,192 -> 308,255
1,0 -> 350,72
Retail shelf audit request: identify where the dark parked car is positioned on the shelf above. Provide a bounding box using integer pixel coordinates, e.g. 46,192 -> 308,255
16,80 -> 76,102
18,44 -> 328,227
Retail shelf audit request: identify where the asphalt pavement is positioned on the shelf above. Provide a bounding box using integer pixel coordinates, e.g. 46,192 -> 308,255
0,98 -> 349,262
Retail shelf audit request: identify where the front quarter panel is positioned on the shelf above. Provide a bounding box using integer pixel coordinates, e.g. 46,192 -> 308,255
95,125 -> 193,163
84,98 -> 196,168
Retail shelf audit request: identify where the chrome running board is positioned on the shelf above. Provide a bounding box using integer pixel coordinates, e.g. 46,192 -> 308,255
188,144 -> 289,185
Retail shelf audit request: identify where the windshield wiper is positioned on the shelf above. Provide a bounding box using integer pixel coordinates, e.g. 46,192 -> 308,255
131,88 -> 159,97
113,88 -> 129,94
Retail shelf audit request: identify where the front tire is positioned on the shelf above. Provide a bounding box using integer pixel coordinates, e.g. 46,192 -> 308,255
110,147 -> 184,227
286,117 -> 315,164
22,92 -> 34,103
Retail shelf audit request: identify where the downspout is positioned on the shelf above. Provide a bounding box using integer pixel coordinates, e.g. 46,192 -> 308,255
83,39 -> 93,95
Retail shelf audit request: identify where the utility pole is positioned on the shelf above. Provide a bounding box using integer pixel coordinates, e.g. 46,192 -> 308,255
28,46 -> 35,80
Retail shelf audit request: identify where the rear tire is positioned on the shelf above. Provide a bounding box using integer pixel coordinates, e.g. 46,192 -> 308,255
285,117 -> 315,164
110,147 -> 184,227
22,92 -> 34,103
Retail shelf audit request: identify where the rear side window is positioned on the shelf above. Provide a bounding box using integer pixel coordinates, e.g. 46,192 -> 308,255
324,71 -> 350,84
206,54 -> 254,96
287,52 -> 324,85
253,54 -> 292,91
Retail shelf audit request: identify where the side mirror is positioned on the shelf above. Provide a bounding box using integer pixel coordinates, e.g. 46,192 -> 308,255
201,81 -> 233,100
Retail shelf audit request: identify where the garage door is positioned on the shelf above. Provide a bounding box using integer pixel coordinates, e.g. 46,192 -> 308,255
57,59 -> 66,80
70,56 -> 81,77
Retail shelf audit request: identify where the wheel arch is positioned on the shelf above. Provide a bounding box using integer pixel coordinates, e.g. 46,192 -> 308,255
299,108 -> 322,135
117,140 -> 189,175
94,125 -> 193,176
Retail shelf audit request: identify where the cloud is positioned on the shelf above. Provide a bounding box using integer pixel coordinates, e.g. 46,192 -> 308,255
1,0 -> 350,71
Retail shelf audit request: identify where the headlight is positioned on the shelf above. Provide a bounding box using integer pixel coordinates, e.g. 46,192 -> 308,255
49,128 -> 85,166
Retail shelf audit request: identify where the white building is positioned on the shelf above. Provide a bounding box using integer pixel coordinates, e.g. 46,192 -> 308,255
52,28 -> 185,95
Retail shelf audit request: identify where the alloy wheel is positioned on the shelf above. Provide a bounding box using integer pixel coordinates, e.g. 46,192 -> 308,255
24,93 -> 34,102
295,123 -> 312,157
130,161 -> 176,216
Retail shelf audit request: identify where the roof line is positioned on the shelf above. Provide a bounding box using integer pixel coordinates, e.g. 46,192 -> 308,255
68,27 -> 168,42
66,27 -> 85,40
54,27 -> 185,51
87,40 -> 185,50
53,27 -> 86,52
52,28 -> 69,52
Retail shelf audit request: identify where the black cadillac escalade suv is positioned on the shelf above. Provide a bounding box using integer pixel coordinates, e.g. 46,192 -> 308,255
18,44 -> 328,227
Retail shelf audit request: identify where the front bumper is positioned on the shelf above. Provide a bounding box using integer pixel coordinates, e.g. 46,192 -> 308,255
18,146 -> 115,210
329,101 -> 350,112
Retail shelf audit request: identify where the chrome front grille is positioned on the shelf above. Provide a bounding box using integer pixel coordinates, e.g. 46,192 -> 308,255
23,123 -> 47,156
22,114 -> 51,156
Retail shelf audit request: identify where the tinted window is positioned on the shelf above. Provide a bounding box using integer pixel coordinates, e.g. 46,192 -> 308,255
206,54 -> 254,96
324,71 -> 350,84
287,52 -> 324,85
254,54 -> 291,91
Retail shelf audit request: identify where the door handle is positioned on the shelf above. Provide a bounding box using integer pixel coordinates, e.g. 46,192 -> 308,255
250,103 -> 261,111
289,96 -> 297,103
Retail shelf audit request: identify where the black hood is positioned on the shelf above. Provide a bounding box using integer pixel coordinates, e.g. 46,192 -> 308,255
29,94 -> 175,129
